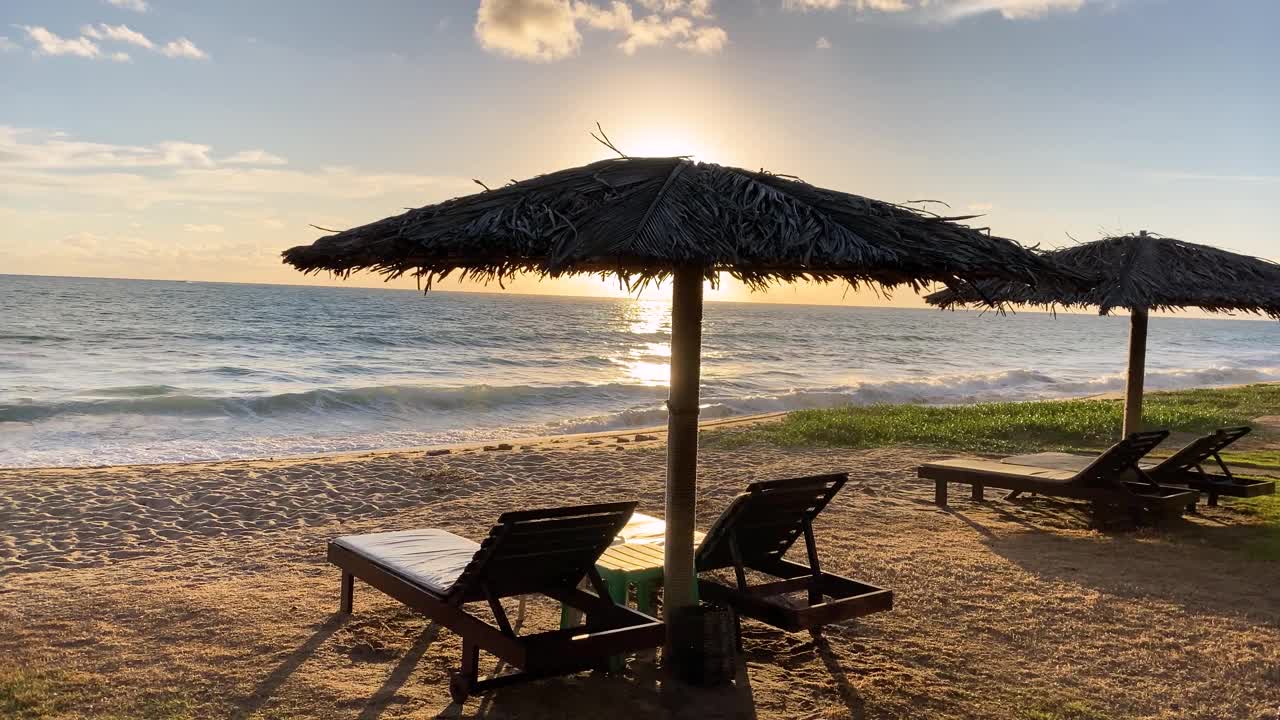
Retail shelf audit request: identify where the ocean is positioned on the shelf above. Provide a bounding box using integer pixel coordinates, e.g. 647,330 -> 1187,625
2,274 -> 1278,468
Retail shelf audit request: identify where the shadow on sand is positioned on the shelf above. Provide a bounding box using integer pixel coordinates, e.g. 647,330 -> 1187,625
232,613 -> 350,720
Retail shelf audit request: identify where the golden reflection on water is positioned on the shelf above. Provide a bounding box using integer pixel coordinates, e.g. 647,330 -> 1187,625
618,300 -> 672,386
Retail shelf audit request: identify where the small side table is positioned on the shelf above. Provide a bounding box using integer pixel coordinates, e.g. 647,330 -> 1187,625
559,513 -> 705,670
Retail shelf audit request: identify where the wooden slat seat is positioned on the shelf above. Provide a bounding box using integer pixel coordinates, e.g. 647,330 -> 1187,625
328,501 -> 663,701
918,430 -> 1198,522
695,474 -> 893,633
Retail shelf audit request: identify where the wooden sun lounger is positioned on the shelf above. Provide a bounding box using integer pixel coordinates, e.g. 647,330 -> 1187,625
999,427 -> 1273,508
695,474 -> 893,633
1146,427 -> 1274,506
328,501 -> 664,701
918,431 -> 1198,522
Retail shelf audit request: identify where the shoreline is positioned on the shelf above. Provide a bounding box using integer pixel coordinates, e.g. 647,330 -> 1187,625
7,380 -> 1277,474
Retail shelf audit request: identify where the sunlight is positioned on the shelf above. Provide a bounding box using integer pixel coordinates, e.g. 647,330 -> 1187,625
621,126 -> 725,163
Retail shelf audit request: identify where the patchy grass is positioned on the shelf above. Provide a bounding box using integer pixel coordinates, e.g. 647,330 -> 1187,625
0,666 -> 57,719
0,665 -> 193,720
1019,699 -> 1114,720
710,384 -> 1280,456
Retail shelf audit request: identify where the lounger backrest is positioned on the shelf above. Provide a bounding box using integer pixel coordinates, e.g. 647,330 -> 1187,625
446,501 -> 637,602
1153,426 -> 1251,474
1074,430 -> 1169,487
695,474 -> 847,572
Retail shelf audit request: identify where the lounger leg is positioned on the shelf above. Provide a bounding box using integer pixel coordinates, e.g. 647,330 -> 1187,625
339,571 -> 354,614
934,479 -> 948,506
971,484 -> 984,502
1208,491 -> 1219,508
450,640 -> 480,702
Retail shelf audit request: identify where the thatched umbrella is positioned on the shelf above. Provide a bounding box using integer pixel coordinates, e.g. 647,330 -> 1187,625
283,155 -> 1072,649
927,231 -> 1280,436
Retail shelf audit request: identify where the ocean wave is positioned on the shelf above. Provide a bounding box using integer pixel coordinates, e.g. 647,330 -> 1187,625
550,366 -> 1280,434
0,382 -> 670,423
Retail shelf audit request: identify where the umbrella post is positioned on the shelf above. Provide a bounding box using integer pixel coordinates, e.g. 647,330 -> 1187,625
663,265 -> 704,632
1122,307 -> 1149,437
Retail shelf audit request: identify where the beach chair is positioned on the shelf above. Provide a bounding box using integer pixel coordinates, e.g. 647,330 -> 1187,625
328,501 -> 663,701
1146,427 -> 1274,506
695,474 -> 894,633
917,430 -> 1198,522
997,427 -> 1273,507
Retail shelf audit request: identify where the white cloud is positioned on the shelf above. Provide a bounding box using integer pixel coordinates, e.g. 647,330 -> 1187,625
781,0 -> 1103,21
14,24 -> 207,62
223,149 -> 288,166
815,35 -> 832,49
183,223 -> 225,233
475,0 -> 581,61
106,0 -> 149,12
81,23 -> 154,49
475,0 -> 727,61
0,127 -> 216,169
160,37 -> 208,59
677,25 -> 726,54
17,26 -> 101,59
0,127 -> 474,211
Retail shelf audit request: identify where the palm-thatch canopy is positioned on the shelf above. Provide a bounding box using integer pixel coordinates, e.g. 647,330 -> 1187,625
282,154 -> 1076,656
926,232 -> 1280,318
283,156 -> 1069,291
925,232 -> 1280,437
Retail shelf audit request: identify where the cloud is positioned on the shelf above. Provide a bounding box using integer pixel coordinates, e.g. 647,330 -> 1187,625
14,24 -> 207,61
815,35 -> 831,49
475,0 -> 727,61
0,36 -> 17,53
17,26 -> 101,58
160,37 -> 208,59
81,23 -> 154,49
183,223 -> 225,233
781,0 -> 1103,21
0,126 -> 474,211
475,0 -> 581,61
106,0 -> 149,12
223,149 -> 288,166
677,25 -> 726,54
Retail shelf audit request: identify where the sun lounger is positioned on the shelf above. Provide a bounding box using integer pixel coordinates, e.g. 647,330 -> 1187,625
1145,427 -> 1274,505
695,474 -> 894,633
328,501 -> 663,701
1001,427 -> 1273,507
918,430 -> 1198,522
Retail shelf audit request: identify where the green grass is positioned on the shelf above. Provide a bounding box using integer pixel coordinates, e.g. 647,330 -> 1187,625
711,384 -> 1280,456
0,665 -> 193,720
0,666 -> 56,719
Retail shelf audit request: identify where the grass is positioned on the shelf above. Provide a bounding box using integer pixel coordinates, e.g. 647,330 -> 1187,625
710,384 -> 1280,456
0,665 -> 193,720
1020,699 -> 1113,720
1019,700 -> 1114,720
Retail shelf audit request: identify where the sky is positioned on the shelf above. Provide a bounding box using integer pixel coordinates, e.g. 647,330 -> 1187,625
2,0 -> 1276,306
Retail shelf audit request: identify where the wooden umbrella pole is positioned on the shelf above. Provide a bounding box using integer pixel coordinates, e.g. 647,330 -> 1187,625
1122,307 -> 1149,437
663,264 -> 704,628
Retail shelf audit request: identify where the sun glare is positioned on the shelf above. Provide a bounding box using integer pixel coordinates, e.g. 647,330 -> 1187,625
622,128 -> 723,162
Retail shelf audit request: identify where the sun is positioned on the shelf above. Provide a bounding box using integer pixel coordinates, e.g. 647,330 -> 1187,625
620,127 -> 724,162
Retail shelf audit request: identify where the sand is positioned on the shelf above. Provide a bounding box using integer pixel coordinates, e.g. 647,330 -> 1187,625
2,428 -> 1278,719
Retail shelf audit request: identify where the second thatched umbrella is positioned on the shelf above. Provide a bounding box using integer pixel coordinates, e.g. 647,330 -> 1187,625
927,231 -> 1280,436
283,155 -> 1072,648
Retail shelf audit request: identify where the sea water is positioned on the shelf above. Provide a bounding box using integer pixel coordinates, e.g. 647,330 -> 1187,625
2,274 -> 1277,468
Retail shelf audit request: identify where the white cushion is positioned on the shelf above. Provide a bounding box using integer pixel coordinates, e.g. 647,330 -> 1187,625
334,529 -> 480,595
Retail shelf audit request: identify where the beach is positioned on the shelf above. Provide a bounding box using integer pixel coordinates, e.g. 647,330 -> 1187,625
4,416 -> 1279,719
